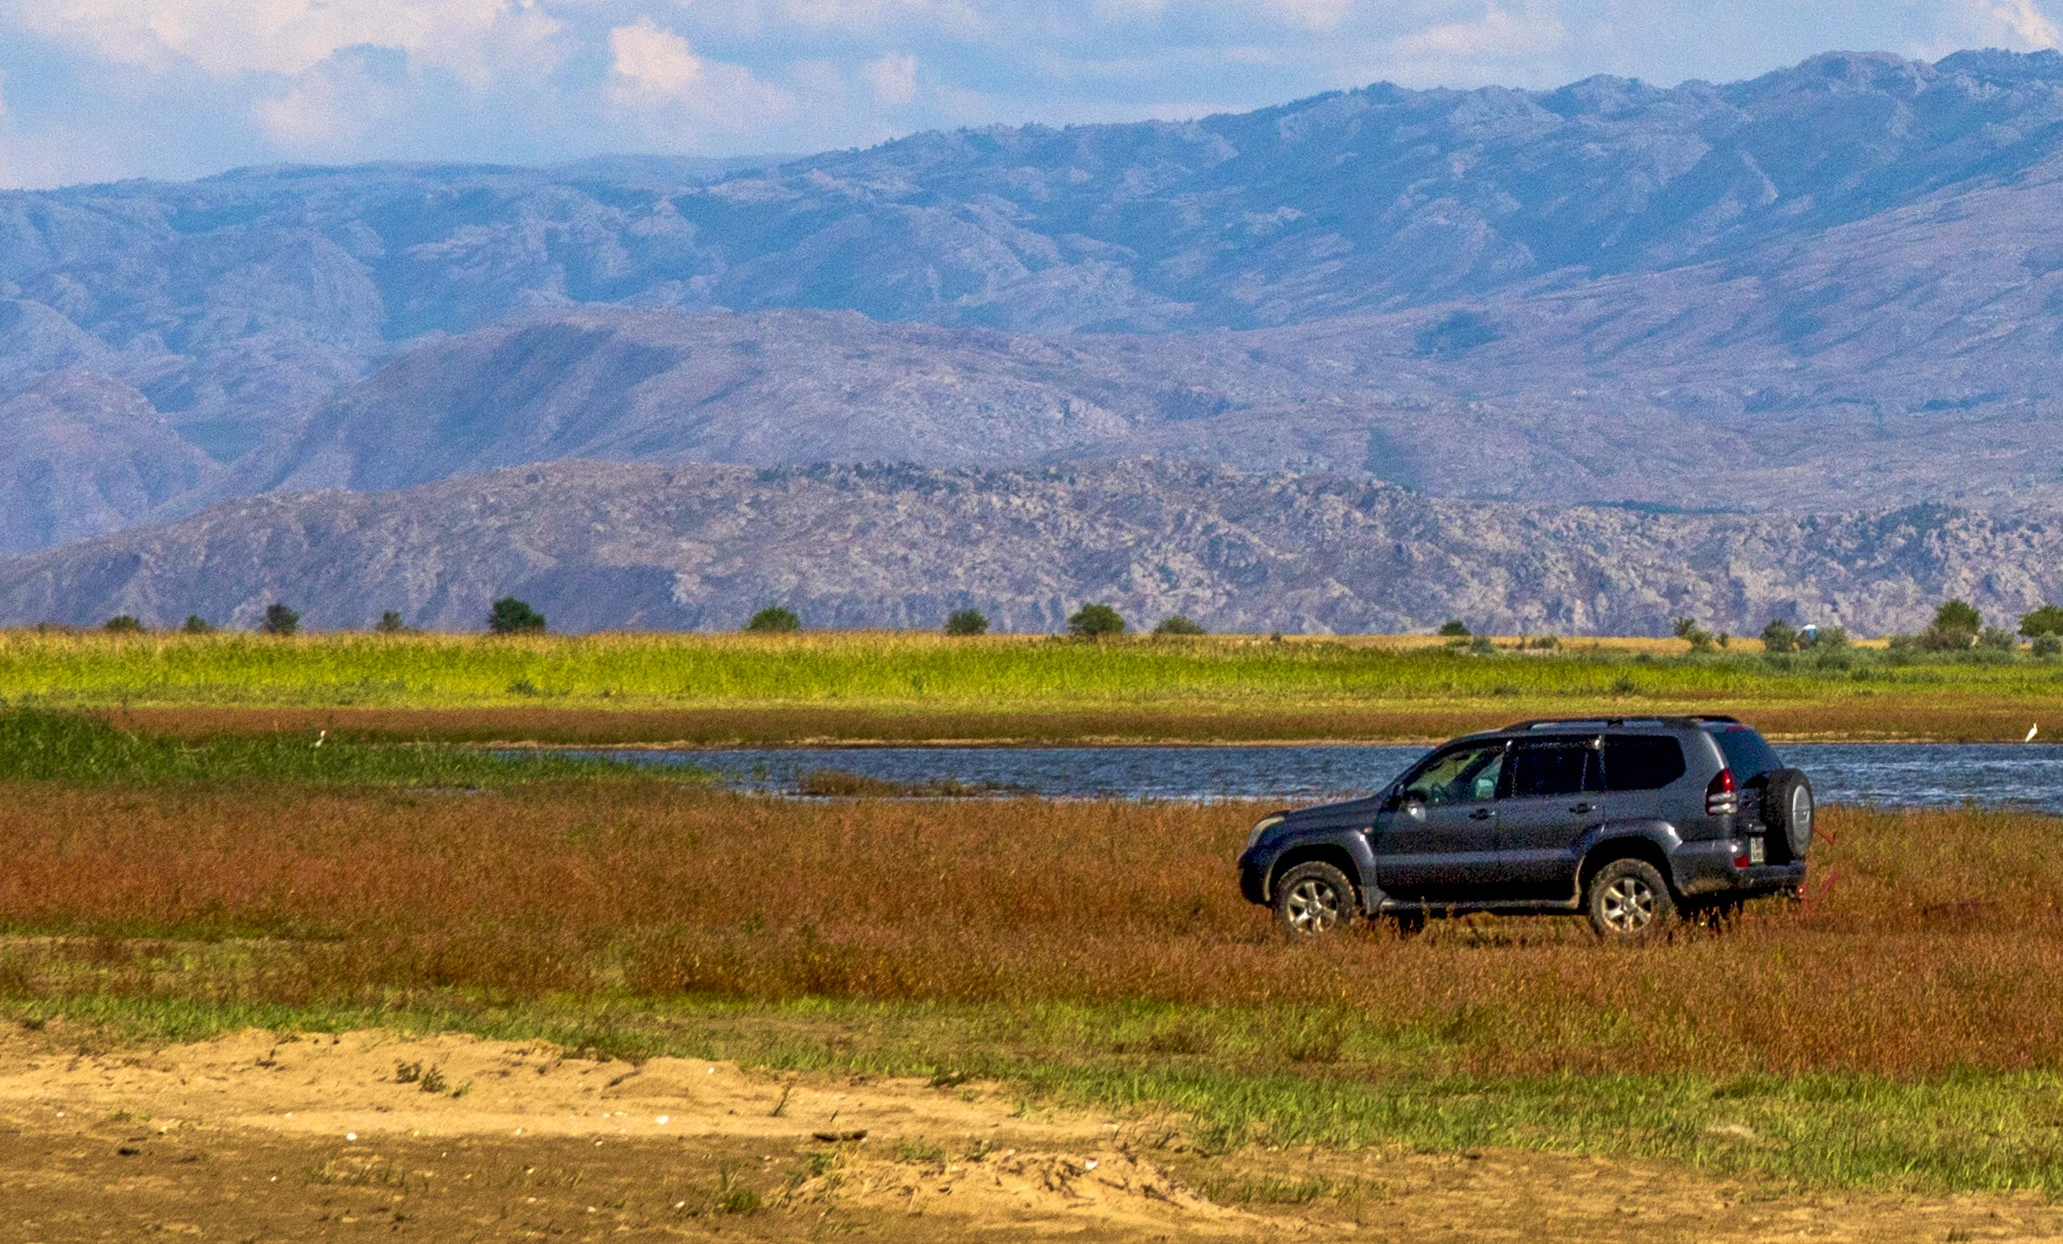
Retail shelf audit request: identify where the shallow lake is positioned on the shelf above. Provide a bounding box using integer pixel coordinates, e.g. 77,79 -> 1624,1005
586,742 -> 2063,812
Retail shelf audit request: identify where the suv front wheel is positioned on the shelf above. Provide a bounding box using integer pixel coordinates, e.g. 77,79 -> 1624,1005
1585,857 -> 1676,943
1274,861 -> 1355,939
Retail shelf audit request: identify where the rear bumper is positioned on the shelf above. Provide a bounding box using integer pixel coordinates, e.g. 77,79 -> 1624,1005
1671,838 -> 1808,897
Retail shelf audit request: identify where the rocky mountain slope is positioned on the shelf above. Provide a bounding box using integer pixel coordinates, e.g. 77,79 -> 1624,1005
1,52 -> 2063,537
5,459 -> 2054,637
0,372 -> 219,554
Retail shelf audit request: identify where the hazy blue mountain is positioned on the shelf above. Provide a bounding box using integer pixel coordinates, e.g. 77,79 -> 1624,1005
0,371 -> 219,553
6,50 -> 2063,552
213,295 -> 2063,516
5,459 -> 2054,637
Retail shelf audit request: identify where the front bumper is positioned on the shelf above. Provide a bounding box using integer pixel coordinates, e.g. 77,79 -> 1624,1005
1237,851 -> 1269,905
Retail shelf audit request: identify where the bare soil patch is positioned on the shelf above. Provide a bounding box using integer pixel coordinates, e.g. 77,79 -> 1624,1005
0,1025 -> 2057,1241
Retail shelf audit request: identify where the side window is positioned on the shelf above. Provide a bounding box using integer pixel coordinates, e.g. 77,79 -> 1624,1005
1603,735 -> 1687,791
1503,741 -> 1601,799
1402,745 -> 1505,806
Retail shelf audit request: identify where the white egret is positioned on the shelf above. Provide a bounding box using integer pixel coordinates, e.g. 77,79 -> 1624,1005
2028,724 -> 2040,743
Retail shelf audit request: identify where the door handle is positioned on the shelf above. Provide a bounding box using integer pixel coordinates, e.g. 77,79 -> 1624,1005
1469,808 -> 1493,820
1569,802 -> 1594,814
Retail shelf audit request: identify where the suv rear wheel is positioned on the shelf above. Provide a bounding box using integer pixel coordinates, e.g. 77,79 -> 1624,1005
1585,857 -> 1676,943
1274,861 -> 1355,939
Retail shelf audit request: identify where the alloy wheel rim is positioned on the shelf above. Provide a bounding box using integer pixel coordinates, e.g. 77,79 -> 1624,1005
1286,879 -> 1341,934
1600,875 -> 1655,931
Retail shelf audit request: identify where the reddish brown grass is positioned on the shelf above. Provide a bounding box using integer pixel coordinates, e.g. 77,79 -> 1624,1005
1,784 -> 2060,1077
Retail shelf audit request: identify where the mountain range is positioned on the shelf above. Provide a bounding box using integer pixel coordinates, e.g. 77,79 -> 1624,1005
3,460 -> 2053,637
6,50 -> 2063,628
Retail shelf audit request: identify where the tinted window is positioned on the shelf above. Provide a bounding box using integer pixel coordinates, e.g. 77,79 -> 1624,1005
1603,735 -> 1687,791
1504,741 -> 1601,799
1402,745 -> 1505,806
1708,725 -> 1782,779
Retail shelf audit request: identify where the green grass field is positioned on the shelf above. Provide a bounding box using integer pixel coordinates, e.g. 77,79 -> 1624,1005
3,629 -> 2060,741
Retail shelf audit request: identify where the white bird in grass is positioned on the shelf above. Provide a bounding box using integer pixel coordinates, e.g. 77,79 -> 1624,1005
2029,723 -> 2040,743
313,728 -> 327,749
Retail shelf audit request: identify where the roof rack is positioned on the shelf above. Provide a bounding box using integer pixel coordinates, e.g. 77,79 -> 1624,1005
1499,714 -> 1740,732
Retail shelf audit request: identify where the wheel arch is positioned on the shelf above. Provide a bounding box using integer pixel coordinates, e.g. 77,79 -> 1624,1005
1266,843 -> 1365,909
1579,833 -> 1678,899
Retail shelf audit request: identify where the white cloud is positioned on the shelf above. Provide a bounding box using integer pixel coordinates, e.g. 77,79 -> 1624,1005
1263,0 -> 1354,33
1981,0 -> 2062,48
1389,5 -> 1565,62
610,17 -> 704,98
606,17 -> 795,139
13,0 -> 560,82
866,50 -> 918,104
251,50 -> 403,154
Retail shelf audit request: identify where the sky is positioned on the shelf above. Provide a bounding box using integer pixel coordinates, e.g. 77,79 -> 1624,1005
0,0 -> 2059,188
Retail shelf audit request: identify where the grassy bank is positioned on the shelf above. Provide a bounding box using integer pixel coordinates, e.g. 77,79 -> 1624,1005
3,629 -> 2061,741
0,706 -> 660,785
7,779 -> 2063,1191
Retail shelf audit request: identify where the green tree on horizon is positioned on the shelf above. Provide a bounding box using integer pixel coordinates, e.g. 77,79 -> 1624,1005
488,597 -> 547,634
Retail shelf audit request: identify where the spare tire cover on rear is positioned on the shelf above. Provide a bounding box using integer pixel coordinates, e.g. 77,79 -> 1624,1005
1761,768 -> 1814,861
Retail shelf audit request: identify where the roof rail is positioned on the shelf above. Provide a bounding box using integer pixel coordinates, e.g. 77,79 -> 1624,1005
1499,714 -> 1741,732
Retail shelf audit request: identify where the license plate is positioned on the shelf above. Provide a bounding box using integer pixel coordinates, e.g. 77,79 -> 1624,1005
1748,838 -> 1766,865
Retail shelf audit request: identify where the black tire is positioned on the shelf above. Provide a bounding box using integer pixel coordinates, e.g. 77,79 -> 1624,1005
1274,861 -> 1356,940
1761,768 -> 1814,862
1584,857 -> 1677,944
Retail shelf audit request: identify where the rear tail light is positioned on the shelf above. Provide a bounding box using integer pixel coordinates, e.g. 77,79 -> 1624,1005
1706,768 -> 1738,816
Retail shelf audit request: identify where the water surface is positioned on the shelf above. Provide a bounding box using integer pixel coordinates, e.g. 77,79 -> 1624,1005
593,743 -> 2063,812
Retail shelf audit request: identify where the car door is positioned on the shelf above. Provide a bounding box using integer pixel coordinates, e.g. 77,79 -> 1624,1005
1494,736 -> 1604,899
1371,742 -> 1506,901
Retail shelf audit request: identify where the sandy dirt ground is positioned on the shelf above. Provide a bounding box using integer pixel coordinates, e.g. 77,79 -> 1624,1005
0,1024 -> 2059,1242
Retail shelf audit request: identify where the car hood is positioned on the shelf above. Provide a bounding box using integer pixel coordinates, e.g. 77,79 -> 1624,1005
1275,793 -> 1388,833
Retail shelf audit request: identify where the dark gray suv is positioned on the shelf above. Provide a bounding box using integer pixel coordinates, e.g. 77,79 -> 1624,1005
1236,716 -> 1812,942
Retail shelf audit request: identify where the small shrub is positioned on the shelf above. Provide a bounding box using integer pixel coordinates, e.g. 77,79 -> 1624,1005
1525,635 -> 1559,650
181,614 -> 214,635
375,610 -> 407,634
1153,614 -> 1206,636
260,603 -> 299,637
102,615 -> 143,634
1935,599 -> 1984,633
2033,632 -> 2062,658
1672,616 -> 1715,652
944,608 -> 988,636
1978,626 -> 2019,651
1437,620 -> 1470,637
745,606 -> 801,633
2020,604 -> 2063,638
1760,620 -> 1797,653
1067,603 -> 1126,638
1920,625 -> 1976,652
1467,634 -> 1495,655
488,597 -> 546,635
1812,626 -> 1850,650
